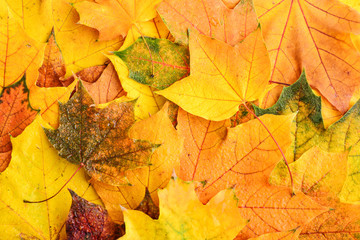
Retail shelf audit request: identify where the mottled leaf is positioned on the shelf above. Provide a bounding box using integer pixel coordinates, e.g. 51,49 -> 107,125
44,82 -> 158,185
0,77 -> 38,171
255,71 -> 325,163
114,37 -> 190,90
66,189 -> 119,240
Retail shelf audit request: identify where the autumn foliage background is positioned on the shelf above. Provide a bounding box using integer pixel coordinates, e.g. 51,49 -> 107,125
2,0 -> 360,239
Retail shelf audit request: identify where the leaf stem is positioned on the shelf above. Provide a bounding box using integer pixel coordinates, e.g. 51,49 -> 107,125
242,103 -> 294,195
23,163 -> 84,204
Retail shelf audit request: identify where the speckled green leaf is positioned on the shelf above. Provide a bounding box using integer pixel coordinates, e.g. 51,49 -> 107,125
113,37 -> 190,90
254,71 -> 324,163
44,81 -> 158,186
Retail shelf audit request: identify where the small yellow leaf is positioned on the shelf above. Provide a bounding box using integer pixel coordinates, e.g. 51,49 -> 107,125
120,177 -> 247,240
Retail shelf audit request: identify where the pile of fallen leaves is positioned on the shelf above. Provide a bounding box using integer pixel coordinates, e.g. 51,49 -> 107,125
2,0 -> 360,239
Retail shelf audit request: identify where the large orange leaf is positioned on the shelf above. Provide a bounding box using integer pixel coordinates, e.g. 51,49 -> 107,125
179,113 -> 295,202
254,0 -> 360,113
157,0 -> 258,45
158,28 -> 271,121
0,78 -> 38,171
237,184 -> 328,239
74,0 -> 162,41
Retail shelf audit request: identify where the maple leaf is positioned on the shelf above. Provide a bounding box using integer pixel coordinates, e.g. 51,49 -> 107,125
158,28 -> 271,121
74,0 -> 162,41
113,37 -> 190,90
0,0 -> 45,89
255,71 -> 325,163
91,102 -> 183,223
66,189 -> 120,239
0,77 -> 38,171
0,116 -> 100,239
52,0 -> 123,77
44,82 -> 158,185
157,0 -> 258,45
120,176 -> 248,239
253,0 -> 360,113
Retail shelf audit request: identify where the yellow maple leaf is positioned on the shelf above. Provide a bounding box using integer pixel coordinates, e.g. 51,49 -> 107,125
120,176 -> 248,240
0,115 -> 100,239
158,28 -> 271,121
